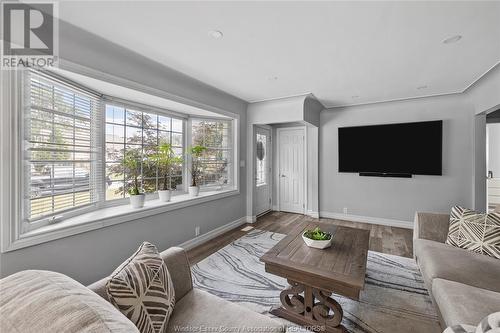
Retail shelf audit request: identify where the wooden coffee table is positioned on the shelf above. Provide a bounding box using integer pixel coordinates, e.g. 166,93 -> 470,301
260,222 -> 369,333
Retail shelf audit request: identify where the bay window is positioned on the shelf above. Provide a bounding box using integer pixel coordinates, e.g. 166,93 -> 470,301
12,69 -> 238,242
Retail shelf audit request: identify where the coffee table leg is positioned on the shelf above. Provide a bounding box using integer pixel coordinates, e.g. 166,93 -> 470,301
270,279 -> 346,333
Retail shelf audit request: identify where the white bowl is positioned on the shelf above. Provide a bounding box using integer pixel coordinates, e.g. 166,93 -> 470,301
302,232 -> 332,249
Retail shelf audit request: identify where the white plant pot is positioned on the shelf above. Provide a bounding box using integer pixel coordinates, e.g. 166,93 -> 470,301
188,186 -> 200,197
129,194 -> 145,209
302,232 -> 332,249
158,190 -> 172,202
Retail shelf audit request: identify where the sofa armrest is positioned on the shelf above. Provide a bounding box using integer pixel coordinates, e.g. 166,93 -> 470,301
87,246 -> 193,302
414,212 -> 450,243
160,247 -> 193,300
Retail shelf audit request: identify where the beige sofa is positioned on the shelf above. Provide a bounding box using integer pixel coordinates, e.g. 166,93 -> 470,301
413,212 -> 500,329
88,246 -> 285,332
1,247 -> 284,332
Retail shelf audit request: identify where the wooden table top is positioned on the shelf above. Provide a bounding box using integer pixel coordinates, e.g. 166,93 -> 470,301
261,221 -> 370,299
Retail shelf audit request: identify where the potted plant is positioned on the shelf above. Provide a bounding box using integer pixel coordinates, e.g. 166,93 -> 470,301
302,227 -> 333,249
151,143 -> 182,202
124,149 -> 145,208
187,145 -> 207,197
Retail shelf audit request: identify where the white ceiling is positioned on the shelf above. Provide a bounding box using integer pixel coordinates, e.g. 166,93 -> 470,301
58,1 -> 500,108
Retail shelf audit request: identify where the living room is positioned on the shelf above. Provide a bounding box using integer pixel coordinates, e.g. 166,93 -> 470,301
0,2 -> 499,333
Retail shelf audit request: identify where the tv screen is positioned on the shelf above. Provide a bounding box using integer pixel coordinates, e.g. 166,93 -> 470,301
338,120 -> 442,176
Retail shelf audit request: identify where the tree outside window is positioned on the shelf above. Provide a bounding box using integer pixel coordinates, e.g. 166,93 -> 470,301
191,119 -> 232,188
105,105 -> 184,200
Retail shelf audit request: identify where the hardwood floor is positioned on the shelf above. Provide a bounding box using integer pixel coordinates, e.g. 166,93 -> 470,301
186,211 -> 414,265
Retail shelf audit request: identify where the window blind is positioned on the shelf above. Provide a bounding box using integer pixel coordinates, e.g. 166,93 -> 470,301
24,70 -> 102,222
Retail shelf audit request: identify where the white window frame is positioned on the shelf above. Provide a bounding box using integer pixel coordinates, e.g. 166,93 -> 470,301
0,68 -> 240,253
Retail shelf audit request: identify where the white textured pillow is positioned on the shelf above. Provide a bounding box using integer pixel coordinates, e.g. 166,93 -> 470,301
446,206 -> 500,259
0,270 -> 139,333
476,312 -> 500,333
443,324 -> 476,333
106,242 -> 175,333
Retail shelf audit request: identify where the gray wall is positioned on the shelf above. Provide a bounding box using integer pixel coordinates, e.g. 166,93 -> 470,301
320,94 -> 475,222
0,22 -> 247,284
467,63 -> 500,115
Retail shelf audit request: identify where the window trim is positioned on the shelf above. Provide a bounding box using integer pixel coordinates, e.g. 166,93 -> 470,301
11,189 -> 240,253
1,63 -> 241,253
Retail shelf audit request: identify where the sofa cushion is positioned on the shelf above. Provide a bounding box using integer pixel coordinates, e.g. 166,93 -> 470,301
414,239 -> 500,293
0,270 -> 139,333
107,242 -> 175,333
445,206 -> 500,259
167,288 -> 284,333
432,279 -> 500,327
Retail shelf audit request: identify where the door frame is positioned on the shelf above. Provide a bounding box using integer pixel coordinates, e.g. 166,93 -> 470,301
276,126 -> 307,215
253,125 -> 273,216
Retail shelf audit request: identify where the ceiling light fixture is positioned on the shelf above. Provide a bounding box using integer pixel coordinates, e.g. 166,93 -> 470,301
443,35 -> 462,44
417,85 -> 428,90
208,30 -> 223,39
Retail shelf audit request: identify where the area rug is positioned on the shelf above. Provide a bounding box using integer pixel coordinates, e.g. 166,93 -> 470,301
191,229 -> 441,333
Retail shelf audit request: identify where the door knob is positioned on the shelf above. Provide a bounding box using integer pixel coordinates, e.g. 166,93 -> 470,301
281,174 -> 286,178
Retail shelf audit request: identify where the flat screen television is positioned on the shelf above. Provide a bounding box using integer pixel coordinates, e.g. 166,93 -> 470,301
338,120 -> 442,176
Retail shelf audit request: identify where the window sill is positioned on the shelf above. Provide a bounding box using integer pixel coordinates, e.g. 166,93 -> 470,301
4,189 -> 239,253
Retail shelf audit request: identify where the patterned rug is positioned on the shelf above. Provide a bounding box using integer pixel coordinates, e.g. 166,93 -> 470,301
191,229 -> 441,333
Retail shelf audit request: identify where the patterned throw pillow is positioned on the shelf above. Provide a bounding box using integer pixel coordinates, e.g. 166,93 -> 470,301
106,242 -> 175,333
446,206 -> 500,259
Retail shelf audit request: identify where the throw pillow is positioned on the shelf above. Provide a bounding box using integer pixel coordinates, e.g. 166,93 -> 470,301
476,312 -> 500,333
443,312 -> 500,333
446,206 -> 500,259
0,270 -> 140,333
106,242 -> 175,333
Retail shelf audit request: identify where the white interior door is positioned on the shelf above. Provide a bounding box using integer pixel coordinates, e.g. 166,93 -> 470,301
278,128 -> 305,214
255,127 -> 272,216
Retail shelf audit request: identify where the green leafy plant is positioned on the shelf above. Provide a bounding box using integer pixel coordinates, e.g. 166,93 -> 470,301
303,227 -> 332,241
187,145 -> 207,187
123,149 -> 142,196
150,143 -> 183,191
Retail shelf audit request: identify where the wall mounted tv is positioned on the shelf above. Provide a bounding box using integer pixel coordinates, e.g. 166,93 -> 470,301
338,120 -> 442,177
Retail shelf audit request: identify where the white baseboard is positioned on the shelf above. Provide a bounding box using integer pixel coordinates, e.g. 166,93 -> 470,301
320,211 -> 413,229
178,217 -> 247,250
272,205 -> 279,211
307,210 -> 319,218
246,215 -> 257,223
